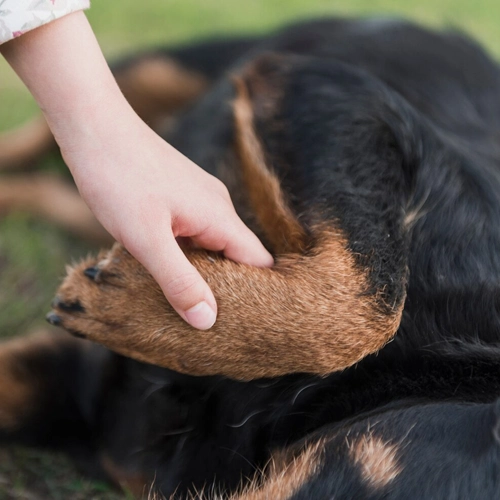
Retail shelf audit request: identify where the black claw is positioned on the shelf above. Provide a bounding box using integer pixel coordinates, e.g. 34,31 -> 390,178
84,266 -> 100,281
51,296 -> 85,313
46,312 -> 62,326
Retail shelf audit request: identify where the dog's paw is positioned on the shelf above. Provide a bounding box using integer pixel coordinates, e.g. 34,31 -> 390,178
46,242 -> 228,374
47,243 -> 167,348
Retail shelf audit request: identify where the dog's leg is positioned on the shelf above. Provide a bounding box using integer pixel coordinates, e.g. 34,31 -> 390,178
0,174 -> 111,243
48,227 -> 403,381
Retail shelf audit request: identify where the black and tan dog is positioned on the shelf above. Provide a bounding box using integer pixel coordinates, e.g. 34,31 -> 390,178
1,18 -> 500,499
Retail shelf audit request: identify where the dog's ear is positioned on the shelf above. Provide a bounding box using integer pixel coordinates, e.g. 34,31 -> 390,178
231,57 -> 308,255
234,53 -> 292,122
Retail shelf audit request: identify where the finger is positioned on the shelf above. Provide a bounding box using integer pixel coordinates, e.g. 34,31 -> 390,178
192,214 -> 274,268
137,234 -> 217,330
224,221 -> 274,267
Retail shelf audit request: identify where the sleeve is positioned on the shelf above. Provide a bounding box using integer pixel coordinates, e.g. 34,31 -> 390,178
0,0 -> 90,44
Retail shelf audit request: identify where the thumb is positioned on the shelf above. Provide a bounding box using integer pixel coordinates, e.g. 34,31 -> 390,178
140,234 -> 217,330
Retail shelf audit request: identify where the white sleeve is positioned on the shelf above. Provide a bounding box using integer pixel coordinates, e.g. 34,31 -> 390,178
0,0 -> 90,44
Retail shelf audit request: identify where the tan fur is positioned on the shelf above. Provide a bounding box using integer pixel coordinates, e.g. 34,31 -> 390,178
216,153 -> 270,247
0,115 -> 54,171
115,57 -> 209,127
348,434 -> 402,489
232,76 -> 306,254
232,440 -> 323,500
0,174 -> 111,243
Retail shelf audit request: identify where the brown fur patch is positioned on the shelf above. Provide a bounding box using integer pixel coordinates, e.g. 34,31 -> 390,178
0,173 -> 111,243
232,76 -> 306,254
234,440 -> 323,500
115,57 -> 209,127
0,115 -> 54,170
348,434 -> 402,489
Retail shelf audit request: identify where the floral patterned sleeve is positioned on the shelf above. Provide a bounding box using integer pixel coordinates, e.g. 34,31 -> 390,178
0,0 -> 90,44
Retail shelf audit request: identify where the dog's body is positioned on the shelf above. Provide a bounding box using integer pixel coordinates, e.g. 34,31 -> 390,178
1,18 -> 500,499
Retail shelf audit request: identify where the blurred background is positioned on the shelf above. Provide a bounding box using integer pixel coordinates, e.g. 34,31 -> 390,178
0,0 -> 498,497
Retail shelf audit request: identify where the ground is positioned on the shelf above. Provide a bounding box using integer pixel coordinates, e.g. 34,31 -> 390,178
0,0 -> 499,497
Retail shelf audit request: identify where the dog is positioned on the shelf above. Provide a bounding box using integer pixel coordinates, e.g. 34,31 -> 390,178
1,17 -> 500,499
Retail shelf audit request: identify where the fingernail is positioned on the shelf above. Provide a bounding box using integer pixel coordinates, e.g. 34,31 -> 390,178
185,301 -> 216,330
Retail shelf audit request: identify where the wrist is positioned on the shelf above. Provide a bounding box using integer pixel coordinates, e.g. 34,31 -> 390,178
45,86 -> 137,154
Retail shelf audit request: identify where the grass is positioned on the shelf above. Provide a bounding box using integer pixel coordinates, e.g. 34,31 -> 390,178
0,448 -> 125,500
0,0 -> 499,497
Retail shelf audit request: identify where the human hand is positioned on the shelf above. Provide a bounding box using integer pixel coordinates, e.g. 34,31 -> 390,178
1,11 -> 273,330
59,107 -> 274,330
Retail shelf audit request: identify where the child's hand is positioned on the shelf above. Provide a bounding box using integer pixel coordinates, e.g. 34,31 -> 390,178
1,10 -> 273,330
61,109 -> 273,330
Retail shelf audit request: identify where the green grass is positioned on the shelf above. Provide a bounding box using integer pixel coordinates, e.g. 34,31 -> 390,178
0,214 -> 90,337
0,447 -> 125,500
0,0 -> 499,497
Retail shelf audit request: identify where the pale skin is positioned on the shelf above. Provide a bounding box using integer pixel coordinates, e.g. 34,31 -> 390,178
0,11 -> 274,330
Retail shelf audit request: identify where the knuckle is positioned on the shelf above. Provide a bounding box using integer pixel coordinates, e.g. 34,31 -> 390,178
218,183 -> 230,198
212,179 -> 230,199
164,272 -> 202,301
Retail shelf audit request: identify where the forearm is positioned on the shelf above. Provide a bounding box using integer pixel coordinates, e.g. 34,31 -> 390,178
0,11 -> 132,157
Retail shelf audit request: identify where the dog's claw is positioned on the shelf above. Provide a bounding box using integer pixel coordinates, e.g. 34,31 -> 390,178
84,267 -> 100,281
46,312 -> 62,326
51,296 -> 85,313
